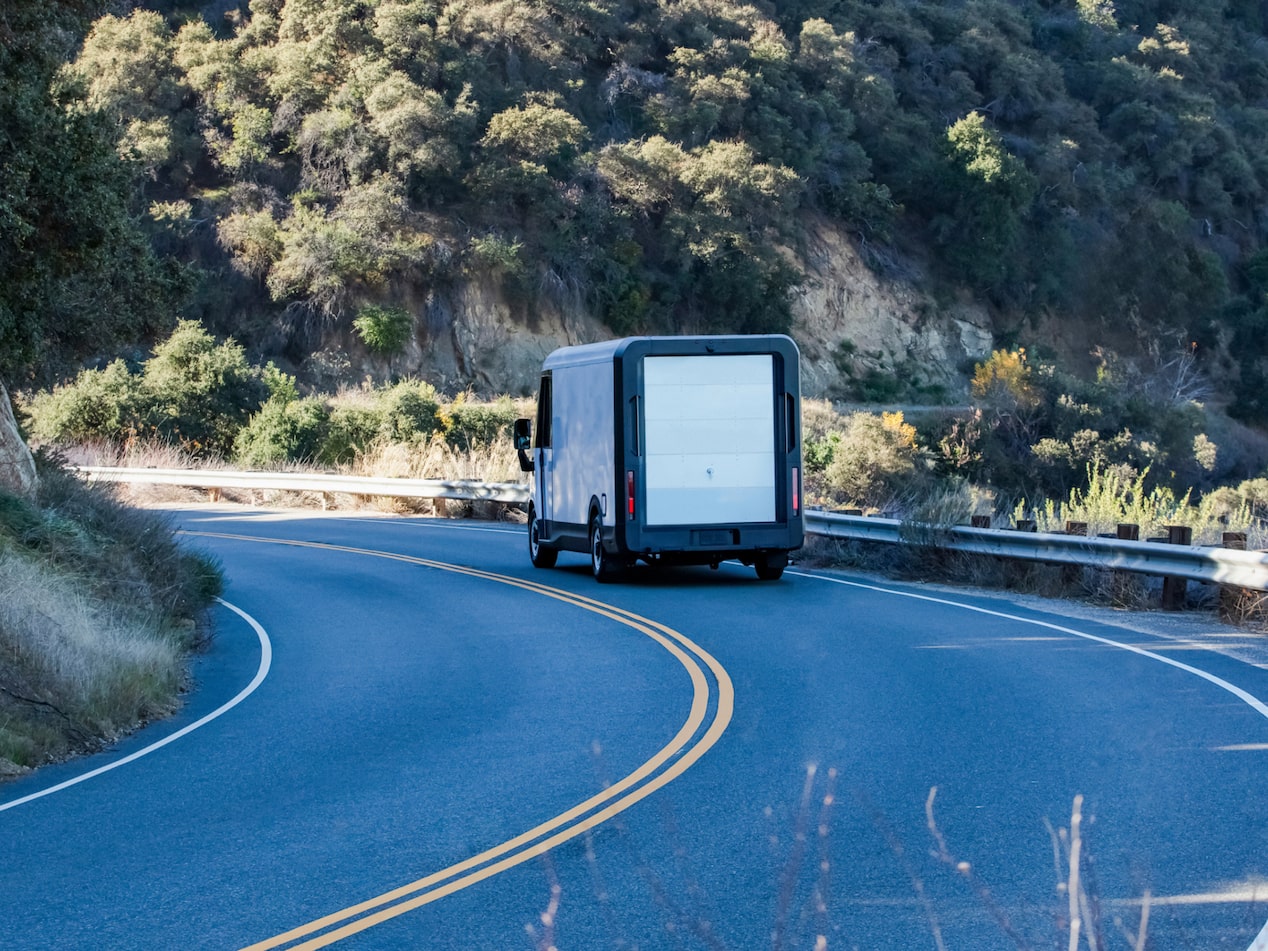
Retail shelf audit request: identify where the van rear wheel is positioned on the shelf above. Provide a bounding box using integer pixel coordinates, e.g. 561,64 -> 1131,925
590,516 -> 622,583
528,510 -> 557,568
755,552 -> 787,581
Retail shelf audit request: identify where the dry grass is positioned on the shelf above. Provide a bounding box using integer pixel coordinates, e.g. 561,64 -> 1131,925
0,549 -> 190,768
0,460 -> 220,777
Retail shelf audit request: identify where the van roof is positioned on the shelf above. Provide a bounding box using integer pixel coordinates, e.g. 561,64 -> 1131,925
542,334 -> 797,371
542,338 -> 627,370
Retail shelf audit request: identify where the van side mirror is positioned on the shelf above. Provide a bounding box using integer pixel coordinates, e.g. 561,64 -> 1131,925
513,418 -> 532,451
513,418 -> 534,472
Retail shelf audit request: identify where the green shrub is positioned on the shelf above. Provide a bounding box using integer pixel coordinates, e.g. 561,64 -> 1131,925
23,321 -> 268,458
376,380 -> 442,444
234,396 -> 331,468
442,395 -> 518,451
319,402 -> 383,465
352,304 -> 413,358
822,411 -> 928,507
1019,461 -> 1262,545
804,431 -> 841,474
140,320 -> 268,455
24,359 -> 144,445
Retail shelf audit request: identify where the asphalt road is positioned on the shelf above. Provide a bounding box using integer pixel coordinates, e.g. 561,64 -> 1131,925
3,507 -> 1267,951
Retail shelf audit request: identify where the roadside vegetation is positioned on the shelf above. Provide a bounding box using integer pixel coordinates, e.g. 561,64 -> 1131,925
22,321 -> 1268,557
0,459 -> 222,781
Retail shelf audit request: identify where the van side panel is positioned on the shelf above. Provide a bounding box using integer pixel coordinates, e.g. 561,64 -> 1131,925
643,354 -> 776,525
547,356 -> 615,545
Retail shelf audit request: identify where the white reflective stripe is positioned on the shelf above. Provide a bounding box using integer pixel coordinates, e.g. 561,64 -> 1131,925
0,598 -> 271,812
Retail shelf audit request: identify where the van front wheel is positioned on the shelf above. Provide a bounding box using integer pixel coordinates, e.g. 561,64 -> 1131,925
529,510 -> 557,568
590,517 -> 622,583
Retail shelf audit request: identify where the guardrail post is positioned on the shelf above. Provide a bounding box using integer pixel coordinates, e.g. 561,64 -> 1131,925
1112,524 -> 1141,605
1220,532 -> 1250,621
1062,521 -> 1088,586
1161,525 -> 1193,610
971,515 -> 991,528
1014,519 -> 1036,532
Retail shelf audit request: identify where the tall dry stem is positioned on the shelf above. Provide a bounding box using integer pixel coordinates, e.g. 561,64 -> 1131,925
1067,794 -> 1084,951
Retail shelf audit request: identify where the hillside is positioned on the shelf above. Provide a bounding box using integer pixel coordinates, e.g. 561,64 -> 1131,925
0,0 -> 1248,408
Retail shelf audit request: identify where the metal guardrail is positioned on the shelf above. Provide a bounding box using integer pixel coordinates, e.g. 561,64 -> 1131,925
75,466 -> 531,505
77,467 -> 1268,591
804,510 -> 1268,591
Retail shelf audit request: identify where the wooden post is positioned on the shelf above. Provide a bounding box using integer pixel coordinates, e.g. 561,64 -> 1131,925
1014,519 -> 1036,532
1161,525 -> 1193,610
1220,532 -> 1249,621
971,515 -> 991,528
1111,524 -> 1140,606
1060,522 -> 1088,587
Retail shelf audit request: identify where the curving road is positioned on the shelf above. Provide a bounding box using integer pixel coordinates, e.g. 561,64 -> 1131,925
3,507 -> 1267,951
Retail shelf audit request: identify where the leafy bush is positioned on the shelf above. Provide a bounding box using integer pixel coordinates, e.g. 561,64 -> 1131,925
24,321 -> 268,458
1017,461 -> 1268,547
140,320 -> 269,454
441,395 -> 518,451
352,304 -> 413,358
821,411 -> 928,508
24,360 -> 144,445
376,380 -> 442,444
320,402 -> 383,465
233,396 -> 331,468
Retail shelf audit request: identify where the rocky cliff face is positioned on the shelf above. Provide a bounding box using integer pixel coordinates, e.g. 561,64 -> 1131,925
311,220 -> 993,400
790,219 -> 993,400
0,381 -> 38,499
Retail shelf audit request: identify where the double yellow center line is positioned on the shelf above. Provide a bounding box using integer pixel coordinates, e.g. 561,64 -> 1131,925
182,531 -> 734,949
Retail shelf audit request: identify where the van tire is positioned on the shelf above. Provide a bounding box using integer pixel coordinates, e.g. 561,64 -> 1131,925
755,552 -> 787,581
528,509 -> 557,569
590,516 -> 622,583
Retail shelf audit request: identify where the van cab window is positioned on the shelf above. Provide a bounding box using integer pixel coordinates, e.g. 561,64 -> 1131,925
535,374 -> 552,448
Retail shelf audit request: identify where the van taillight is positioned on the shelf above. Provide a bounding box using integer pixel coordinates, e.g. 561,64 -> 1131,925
627,471 -> 635,518
792,467 -> 801,515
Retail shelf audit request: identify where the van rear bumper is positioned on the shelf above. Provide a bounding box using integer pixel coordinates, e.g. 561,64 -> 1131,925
539,518 -> 803,560
621,520 -> 803,558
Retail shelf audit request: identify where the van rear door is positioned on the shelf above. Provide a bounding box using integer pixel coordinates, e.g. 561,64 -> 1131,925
642,354 -> 776,526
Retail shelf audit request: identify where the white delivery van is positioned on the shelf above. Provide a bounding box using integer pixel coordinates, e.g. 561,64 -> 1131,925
513,335 -> 803,581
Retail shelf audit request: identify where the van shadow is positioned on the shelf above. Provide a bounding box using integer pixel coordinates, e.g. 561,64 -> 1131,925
548,562 -> 780,589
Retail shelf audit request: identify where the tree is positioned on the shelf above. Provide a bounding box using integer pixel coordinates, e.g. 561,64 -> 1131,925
61,10 -> 190,178
929,113 -> 1036,294
0,0 -> 186,385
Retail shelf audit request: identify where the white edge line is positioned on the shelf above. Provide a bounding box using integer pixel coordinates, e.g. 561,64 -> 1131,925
783,567 -> 1268,951
0,597 -> 272,813
786,569 -> 1268,719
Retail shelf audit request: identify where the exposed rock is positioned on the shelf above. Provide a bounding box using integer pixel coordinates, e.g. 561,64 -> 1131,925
790,218 -> 993,399
0,757 -> 32,781
0,380 -> 38,499
310,220 -> 992,400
